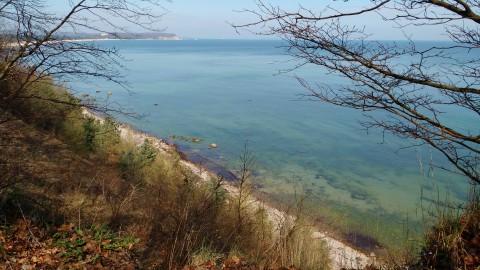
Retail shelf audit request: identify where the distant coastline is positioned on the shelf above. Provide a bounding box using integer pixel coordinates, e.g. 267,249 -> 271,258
61,32 -> 182,41
1,32 -> 181,47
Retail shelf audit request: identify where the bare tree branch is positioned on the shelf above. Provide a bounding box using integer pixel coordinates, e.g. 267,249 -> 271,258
236,0 -> 480,184
0,0 -> 168,119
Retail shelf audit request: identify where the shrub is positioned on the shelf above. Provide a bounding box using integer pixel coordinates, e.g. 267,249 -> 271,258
83,117 -> 99,151
1,75 -> 79,130
94,117 -> 121,155
419,187 -> 480,269
81,116 -> 121,154
119,138 -> 156,181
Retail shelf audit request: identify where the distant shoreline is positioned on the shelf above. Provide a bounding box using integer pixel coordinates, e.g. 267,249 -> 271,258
59,36 -> 182,42
1,33 -> 182,47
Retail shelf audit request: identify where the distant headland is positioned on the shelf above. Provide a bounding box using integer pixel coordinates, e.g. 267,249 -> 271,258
59,32 -> 182,41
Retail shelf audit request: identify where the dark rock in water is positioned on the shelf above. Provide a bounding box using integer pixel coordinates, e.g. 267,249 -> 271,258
180,150 -> 237,181
207,163 -> 237,181
177,150 -> 188,160
350,192 -> 366,200
323,174 -> 336,185
345,232 -> 381,252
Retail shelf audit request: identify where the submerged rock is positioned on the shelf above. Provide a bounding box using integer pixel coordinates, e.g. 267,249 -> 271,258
351,192 -> 366,200
345,232 -> 381,252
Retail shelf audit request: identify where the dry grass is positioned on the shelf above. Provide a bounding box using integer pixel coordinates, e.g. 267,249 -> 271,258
418,186 -> 480,269
0,81 -> 332,269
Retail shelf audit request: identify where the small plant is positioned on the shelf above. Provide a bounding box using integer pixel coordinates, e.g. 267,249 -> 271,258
0,220 -> 140,268
83,117 -> 99,151
119,138 -> 157,180
189,246 -> 223,267
53,224 -> 139,263
138,138 -> 157,164
419,186 -> 480,269
94,116 -> 121,155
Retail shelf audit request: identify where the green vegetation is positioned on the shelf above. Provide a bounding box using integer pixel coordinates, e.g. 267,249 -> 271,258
418,187 -> 480,269
0,79 -> 330,269
0,220 -> 139,268
119,138 -> 157,180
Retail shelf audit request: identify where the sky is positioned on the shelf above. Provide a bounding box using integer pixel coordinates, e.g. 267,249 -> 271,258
160,0 -> 448,40
161,0 -> 256,39
46,0 -> 449,40
159,0 -> 316,39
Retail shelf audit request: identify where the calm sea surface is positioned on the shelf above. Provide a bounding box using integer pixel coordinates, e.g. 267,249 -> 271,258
70,39 -> 474,241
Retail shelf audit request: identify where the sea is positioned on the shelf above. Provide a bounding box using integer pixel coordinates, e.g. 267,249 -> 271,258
69,39 -> 475,245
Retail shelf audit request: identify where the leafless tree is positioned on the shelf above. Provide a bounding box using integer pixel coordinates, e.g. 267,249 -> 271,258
0,0 -> 169,118
235,0 -> 480,184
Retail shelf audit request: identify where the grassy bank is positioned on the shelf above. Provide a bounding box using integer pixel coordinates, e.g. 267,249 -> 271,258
0,79 -> 331,269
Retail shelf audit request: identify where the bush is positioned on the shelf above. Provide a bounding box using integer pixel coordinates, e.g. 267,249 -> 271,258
83,117 -> 99,151
419,187 -> 480,269
119,138 -> 156,181
1,75 -> 79,130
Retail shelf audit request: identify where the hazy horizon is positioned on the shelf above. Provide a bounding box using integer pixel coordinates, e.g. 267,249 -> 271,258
46,0 -> 454,41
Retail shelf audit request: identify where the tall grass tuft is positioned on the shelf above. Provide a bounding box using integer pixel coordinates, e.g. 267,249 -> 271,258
419,185 -> 480,269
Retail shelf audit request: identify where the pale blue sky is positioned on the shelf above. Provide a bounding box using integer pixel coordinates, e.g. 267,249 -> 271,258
163,1 -> 393,39
46,1 -> 448,40
159,0 -> 448,40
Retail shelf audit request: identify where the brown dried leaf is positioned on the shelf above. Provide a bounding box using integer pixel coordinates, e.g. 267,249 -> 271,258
18,257 -> 29,264
58,224 -> 73,232
84,242 -> 96,252
46,258 -> 57,266
201,260 -> 215,267
231,255 -> 240,264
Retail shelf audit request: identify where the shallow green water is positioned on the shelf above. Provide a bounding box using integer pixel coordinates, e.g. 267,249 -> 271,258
71,39 -> 474,244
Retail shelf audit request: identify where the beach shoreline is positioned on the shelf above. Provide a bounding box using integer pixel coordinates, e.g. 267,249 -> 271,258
105,118 -> 377,269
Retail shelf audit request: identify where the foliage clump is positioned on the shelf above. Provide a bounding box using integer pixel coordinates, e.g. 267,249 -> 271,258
119,138 -> 157,180
420,188 -> 480,269
0,220 -> 139,269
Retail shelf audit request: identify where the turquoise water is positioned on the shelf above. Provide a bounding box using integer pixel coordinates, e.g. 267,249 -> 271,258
71,39 -> 473,240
